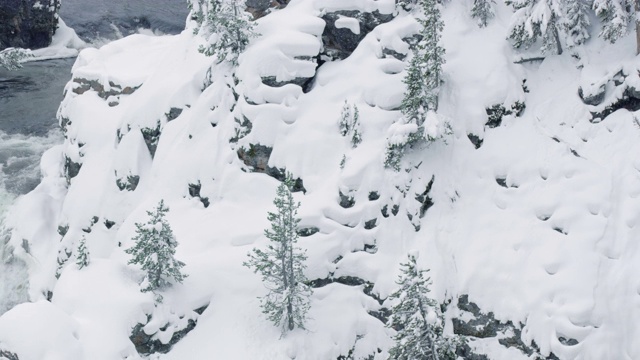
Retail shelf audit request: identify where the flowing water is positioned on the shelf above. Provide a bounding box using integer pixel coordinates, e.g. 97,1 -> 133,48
0,0 -> 187,314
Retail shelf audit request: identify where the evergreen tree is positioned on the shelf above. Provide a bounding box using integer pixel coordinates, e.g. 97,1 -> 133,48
403,0 -> 445,121
387,254 -> 462,360
338,101 -> 362,148
471,0 -> 495,28
244,176 -> 311,333
198,0 -> 256,65
0,48 -> 33,71
339,101 -> 351,137
593,0 -> 633,43
507,0 -> 564,54
564,0 -> 591,47
351,105 -> 362,147
76,236 -> 90,270
385,0 -> 447,170
126,200 -> 187,295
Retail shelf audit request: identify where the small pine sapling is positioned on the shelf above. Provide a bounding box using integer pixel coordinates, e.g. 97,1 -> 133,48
338,101 -> 363,148
471,0 -> 495,28
126,200 -> 187,297
76,236 -> 90,269
198,0 -> 257,64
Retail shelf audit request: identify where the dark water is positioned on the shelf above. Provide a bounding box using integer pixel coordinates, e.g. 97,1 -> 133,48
0,58 -> 74,136
60,0 -> 189,41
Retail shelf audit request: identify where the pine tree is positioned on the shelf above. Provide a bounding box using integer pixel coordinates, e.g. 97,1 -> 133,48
351,105 -> 362,147
338,101 -> 362,148
592,0 -> 633,44
403,0 -> 445,121
385,0 -> 446,170
471,0 -> 495,28
0,48 -> 33,71
564,0 -> 591,47
76,236 -> 90,270
507,0 -> 564,54
339,101 -> 351,137
198,0 -> 256,65
126,200 -> 187,296
244,176 -> 311,333
387,254 -> 462,360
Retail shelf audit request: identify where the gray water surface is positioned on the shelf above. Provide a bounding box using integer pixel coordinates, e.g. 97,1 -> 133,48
61,0 -> 189,41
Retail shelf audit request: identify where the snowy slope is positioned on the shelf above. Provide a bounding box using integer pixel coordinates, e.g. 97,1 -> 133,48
2,0 -> 640,359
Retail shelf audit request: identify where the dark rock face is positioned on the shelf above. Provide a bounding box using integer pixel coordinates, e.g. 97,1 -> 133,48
578,84 -> 605,106
321,10 -> 394,60
0,347 -> 19,360
237,144 -> 306,193
453,295 -> 564,359
116,174 -> 140,191
485,100 -> 525,128
297,226 -> 319,237
467,133 -> 483,149
339,191 -> 355,208
72,78 -> 141,103
187,181 -> 210,208
131,305 -> 209,356
63,155 -> 81,184
246,0 -> 289,19
0,0 -> 60,50
141,123 -> 162,157
415,176 -> 434,219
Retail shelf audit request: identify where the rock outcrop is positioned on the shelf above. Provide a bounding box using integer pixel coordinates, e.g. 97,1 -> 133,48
0,0 -> 60,50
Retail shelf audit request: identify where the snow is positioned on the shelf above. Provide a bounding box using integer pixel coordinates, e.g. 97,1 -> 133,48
2,0 -> 640,359
335,16 -> 361,35
0,300 -> 81,360
30,18 -> 86,61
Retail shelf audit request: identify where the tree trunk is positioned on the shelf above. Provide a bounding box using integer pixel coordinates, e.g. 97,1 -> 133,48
552,23 -> 562,55
287,196 -> 295,331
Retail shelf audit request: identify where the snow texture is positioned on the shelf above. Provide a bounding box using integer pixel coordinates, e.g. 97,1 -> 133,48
2,0 -> 640,359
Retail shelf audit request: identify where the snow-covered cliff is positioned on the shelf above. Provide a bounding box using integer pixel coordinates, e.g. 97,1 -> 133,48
2,0 -> 640,359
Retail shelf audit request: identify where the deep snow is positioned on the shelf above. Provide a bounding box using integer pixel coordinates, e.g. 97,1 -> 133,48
2,0 -> 640,359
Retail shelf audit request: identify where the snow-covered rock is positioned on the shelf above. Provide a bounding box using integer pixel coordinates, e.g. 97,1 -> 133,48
3,0 -> 640,359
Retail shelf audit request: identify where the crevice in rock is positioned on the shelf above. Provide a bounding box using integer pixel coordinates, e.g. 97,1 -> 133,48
237,144 -> 306,192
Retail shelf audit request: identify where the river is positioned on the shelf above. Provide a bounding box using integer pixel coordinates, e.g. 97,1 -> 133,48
0,0 -> 187,313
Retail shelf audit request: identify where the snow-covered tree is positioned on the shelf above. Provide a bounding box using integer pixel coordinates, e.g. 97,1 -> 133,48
76,236 -> 90,270
197,0 -> 256,64
385,0 -> 447,170
0,48 -> 33,71
126,200 -> 187,296
244,176 -> 311,333
593,0 -> 633,44
404,0 -> 445,120
471,0 -> 495,27
339,101 -> 362,148
507,0 -> 564,54
387,254 -> 462,360
564,0 -> 591,47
